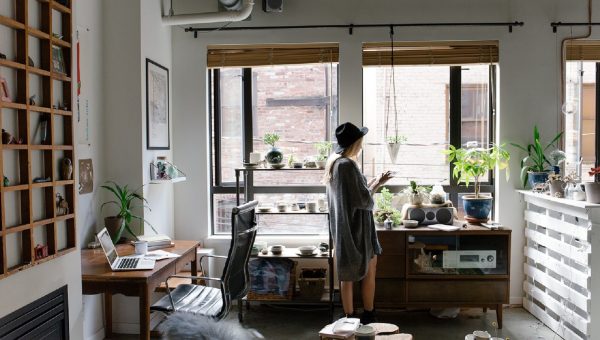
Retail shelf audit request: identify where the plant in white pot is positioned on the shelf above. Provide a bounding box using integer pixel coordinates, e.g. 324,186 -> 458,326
403,180 -> 430,206
374,187 -> 402,226
444,143 -> 510,223
586,167 -> 600,203
387,135 -> 407,164
101,181 -> 157,244
315,141 -> 333,169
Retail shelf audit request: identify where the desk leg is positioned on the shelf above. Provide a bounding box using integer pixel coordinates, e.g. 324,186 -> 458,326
104,293 -> 113,338
191,248 -> 198,284
140,286 -> 151,340
496,304 -> 503,329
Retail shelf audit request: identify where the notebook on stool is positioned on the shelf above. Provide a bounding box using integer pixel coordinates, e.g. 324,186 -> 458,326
97,227 -> 155,271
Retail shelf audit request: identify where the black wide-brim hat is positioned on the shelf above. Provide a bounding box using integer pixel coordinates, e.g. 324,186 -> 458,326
334,122 -> 369,154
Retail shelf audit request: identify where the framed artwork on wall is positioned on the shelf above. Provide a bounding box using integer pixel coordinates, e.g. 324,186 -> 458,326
146,58 -> 170,150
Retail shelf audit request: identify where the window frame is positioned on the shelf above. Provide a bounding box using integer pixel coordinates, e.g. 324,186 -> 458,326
210,65 -> 339,235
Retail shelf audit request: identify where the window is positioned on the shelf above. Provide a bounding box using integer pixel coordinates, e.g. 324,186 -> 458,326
209,44 -> 339,235
362,41 -> 497,212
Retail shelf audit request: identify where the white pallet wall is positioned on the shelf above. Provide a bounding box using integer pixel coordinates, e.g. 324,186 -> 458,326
520,191 -> 599,340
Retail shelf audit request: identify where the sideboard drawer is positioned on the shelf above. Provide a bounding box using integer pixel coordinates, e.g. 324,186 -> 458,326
378,231 -> 405,255
406,280 -> 508,303
377,254 -> 405,278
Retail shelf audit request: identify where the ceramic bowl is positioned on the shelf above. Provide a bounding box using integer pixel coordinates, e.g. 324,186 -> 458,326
403,219 -> 419,228
298,245 -> 316,255
270,245 -> 285,255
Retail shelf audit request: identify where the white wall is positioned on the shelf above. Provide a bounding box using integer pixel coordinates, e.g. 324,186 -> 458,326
172,0 -> 597,305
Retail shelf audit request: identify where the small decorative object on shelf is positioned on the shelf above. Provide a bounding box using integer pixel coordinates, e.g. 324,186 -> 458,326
3,176 -> 8,186
34,244 -> 48,260
429,183 -> 447,205
403,180 -> 430,206
56,193 -> 69,215
2,129 -> 22,144
0,52 -> 6,59
547,173 -> 566,198
263,132 -> 283,166
33,177 -> 51,183
0,76 -> 11,102
61,157 -> 73,180
27,56 -> 34,67
51,45 -> 66,74
34,115 -> 49,144
52,33 -> 64,40
150,156 -> 187,182
29,94 -> 36,106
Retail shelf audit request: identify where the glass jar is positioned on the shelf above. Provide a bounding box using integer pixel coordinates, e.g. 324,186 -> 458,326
430,184 -> 447,205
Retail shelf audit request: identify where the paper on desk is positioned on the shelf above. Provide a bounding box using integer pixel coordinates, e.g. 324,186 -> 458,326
427,224 -> 461,232
143,249 -> 180,260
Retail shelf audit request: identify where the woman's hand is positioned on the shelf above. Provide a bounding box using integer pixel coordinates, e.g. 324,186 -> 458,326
370,171 -> 394,192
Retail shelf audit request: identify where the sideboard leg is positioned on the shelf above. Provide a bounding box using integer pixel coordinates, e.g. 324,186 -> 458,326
496,304 -> 503,329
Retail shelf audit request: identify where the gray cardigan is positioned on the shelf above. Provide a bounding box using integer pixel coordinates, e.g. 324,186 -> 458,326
326,158 -> 382,282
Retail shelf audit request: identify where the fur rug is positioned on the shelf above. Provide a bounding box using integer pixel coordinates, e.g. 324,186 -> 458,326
159,312 -> 264,340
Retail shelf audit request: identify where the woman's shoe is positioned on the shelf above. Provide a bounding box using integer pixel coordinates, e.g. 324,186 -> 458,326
360,309 -> 378,324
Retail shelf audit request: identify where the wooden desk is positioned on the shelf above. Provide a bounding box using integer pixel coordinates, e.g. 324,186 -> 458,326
81,240 -> 199,340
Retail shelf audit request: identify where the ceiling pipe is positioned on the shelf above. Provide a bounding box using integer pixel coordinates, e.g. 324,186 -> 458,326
162,0 -> 254,26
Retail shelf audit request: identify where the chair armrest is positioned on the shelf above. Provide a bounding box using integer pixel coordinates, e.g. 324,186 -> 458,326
198,254 -> 227,274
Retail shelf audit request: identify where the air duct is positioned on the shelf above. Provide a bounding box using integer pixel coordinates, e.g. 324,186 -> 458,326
162,0 -> 254,26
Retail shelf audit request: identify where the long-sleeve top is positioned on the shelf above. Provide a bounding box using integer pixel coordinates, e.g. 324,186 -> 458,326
326,157 -> 382,281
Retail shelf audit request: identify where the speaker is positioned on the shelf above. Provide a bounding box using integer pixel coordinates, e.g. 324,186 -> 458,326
262,0 -> 283,12
406,206 -> 454,225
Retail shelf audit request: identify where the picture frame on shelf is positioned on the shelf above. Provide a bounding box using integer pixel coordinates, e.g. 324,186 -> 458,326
146,58 -> 169,150
51,45 -> 66,74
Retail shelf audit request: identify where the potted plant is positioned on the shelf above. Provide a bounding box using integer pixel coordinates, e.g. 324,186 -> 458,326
403,180 -> 430,206
374,187 -> 402,226
263,132 -> 283,166
547,173 -> 566,198
315,141 -> 333,169
387,135 -> 407,164
511,126 -> 562,188
586,167 -> 600,203
445,143 -> 510,222
101,181 -> 157,244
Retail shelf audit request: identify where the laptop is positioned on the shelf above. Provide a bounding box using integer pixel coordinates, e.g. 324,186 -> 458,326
97,228 -> 155,271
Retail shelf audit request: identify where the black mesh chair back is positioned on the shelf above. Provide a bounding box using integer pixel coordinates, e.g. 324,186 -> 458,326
150,200 -> 258,320
221,200 -> 259,304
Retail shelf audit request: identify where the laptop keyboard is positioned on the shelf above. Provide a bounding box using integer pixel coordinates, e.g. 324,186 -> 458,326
117,257 -> 139,269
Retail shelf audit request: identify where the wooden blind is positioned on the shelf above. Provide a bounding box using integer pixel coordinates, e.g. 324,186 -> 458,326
207,43 -> 339,68
566,40 -> 600,61
362,40 -> 499,66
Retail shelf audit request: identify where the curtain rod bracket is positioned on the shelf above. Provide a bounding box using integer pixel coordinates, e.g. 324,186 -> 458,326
194,31 -> 198,38
349,24 -> 354,35
389,25 -> 394,36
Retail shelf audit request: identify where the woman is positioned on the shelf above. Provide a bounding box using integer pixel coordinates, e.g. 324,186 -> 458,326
324,122 -> 392,324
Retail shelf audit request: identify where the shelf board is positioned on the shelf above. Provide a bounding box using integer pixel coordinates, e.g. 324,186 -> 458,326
3,247 -> 76,278
5,224 -> 32,234
0,102 -> 27,110
53,109 -> 72,116
52,72 -> 71,82
2,184 -> 29,192
32,218 -> 55,227
31,181 -> 53,188
0,15 -> 25,30
0,59 -> 26,70
29,27 -> 50,40
51,38 -> 71,48
55,180 -> 74,186
55,213 -> 75,222
51,1 -> 72,14
236,167 -> 324,172
149,177 -> 187,184
29,105 -> 52,113
2,144 -> 28,150
30,144 -> 73,150
29,66 -> 51,77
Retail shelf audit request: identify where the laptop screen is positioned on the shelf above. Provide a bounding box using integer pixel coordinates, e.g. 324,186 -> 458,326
97,229 -> 118,265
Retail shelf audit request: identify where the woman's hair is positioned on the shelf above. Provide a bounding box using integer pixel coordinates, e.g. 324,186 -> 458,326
322,137 -> 363,184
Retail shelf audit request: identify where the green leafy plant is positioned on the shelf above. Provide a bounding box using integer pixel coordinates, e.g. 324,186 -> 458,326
387,135 -> 407,145
444,143 -> 510,198
315,141 -> 333,161
101,181 -> 157,243
403,180 -> 431,195
510,126 -> 562,187
263,132 -> 280,147
374,187 -> 402,225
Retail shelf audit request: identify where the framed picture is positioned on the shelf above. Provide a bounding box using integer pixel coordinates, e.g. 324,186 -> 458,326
51,45 -> 66,74
146,58 -> 169,150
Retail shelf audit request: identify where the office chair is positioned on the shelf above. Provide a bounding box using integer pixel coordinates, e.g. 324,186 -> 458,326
151,200 -> 259,321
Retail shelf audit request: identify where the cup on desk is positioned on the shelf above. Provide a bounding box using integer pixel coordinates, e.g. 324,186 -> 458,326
134,240 -> 148,255
307,202 -> 317,213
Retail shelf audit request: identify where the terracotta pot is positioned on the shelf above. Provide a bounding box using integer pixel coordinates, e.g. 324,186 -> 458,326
104,216 -> 124,243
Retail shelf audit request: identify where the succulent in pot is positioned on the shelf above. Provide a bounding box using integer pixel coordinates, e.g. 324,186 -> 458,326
444,143 -> 510,222
263,132 -> 283,165
386,135 -> 407,164
403,180 -> 430,206
510,126 -> 563,188
315,141 -> 333,169
547,173 -> 566,198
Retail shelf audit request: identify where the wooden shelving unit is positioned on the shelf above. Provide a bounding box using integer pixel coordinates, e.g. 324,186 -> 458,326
0,0 -> 75,279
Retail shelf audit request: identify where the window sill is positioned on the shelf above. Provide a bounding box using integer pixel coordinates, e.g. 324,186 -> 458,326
207,234 -> 329,244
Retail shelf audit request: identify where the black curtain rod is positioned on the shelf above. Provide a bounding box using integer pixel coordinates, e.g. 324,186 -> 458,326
185,21 -> 524,38
551,22 -> 599,33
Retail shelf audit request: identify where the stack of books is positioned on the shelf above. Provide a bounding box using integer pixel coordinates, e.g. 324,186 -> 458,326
136,234 -> 174,250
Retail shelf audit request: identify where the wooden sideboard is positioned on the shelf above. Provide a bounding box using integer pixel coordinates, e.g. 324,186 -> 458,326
355,224 -> 511,328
